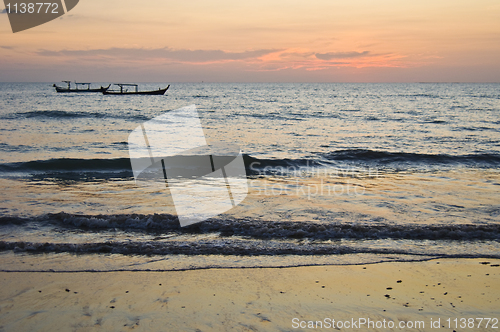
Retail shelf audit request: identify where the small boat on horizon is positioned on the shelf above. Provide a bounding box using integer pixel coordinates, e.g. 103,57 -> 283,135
53,81 -> 110,93
103,84 -> 170,95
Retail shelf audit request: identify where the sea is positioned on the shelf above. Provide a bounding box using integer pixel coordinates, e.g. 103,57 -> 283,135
0,82 -> 499,272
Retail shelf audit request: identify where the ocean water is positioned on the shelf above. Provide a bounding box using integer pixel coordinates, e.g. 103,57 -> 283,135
0,82 -> 499,271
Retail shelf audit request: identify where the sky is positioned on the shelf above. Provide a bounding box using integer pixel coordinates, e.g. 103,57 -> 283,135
1,0 -> 499,82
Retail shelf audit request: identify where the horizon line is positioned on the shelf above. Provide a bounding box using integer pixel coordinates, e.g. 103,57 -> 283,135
1,81 -> 500,84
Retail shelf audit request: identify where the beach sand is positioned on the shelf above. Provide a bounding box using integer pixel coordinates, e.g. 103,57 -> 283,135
0,258 -> 498,331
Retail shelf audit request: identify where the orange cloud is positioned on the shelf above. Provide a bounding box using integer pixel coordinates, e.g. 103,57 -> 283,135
36,47 -> 278,64
250,49 -> 408,71
33,46 -> 415,73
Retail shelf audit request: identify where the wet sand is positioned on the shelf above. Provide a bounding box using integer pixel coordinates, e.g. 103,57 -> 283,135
0,258 -> 498,331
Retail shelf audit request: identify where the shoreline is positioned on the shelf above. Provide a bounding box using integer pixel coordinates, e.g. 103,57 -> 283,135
0,256 -> 495,273
0,258 -> 498,331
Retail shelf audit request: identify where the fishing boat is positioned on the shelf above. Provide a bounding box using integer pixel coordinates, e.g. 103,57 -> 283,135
103,84 -> 170,95
53,81 -> 110,93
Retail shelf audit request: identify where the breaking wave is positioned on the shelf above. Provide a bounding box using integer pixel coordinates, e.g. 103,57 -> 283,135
1,149 -> 499,181
1,213 -> 499,241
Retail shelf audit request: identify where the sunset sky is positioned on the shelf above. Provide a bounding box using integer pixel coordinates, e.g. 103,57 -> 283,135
1,0 -> 499,82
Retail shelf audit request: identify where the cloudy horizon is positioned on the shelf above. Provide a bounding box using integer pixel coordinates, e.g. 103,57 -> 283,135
1,0 -> 499,82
